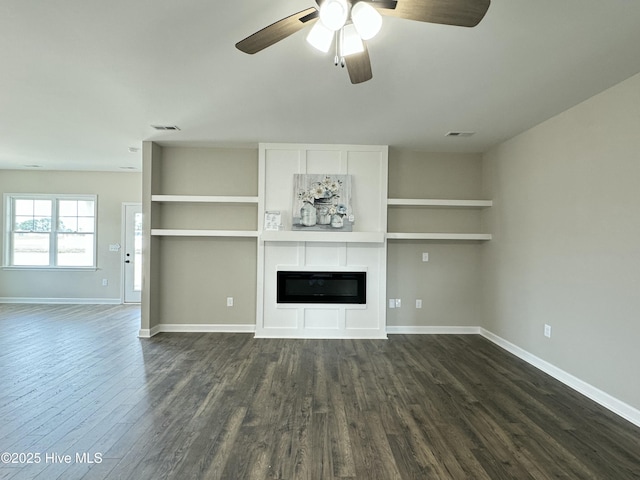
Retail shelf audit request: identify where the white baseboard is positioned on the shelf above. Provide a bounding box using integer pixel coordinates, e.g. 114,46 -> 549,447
387,326 -> 481,335
138,324 -> 162,338
480,328 -> 640,428
0,297 -> 121,304
254,332 -> 388,339
139,324 -> 255,338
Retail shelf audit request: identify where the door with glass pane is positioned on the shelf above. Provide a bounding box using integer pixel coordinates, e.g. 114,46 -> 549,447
123,204 -> 142,303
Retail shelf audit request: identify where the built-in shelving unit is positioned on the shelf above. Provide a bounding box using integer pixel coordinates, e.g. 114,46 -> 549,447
387,198 -> 492,241
142,144 -> 491,338
150,195 -> 259,237
142,144 -> 260,336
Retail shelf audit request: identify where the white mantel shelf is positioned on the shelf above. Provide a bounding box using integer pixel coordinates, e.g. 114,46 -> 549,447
386,232 -> 492,241
387,198 -> 493,208
260,231 -> 385,243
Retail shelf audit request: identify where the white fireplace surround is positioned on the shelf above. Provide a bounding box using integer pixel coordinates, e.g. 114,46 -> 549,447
256,143 -> 388,338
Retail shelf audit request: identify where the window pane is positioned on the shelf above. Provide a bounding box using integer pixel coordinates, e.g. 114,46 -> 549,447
77,217 -> 95,233
134,212 -> 143,291
13,233 -> 50,266
58,200 -> 78,216
14,216 -> 34,231
58,217 -> 78,232
77,200 -> 95,216
34,200 -> 52,216
33,217 -> 52,232
56,233 -> 94,266
15,216 -> 52,232
15,199 -> 34,216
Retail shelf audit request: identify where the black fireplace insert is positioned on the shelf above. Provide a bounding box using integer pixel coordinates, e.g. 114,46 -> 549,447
277,271 -> 366,304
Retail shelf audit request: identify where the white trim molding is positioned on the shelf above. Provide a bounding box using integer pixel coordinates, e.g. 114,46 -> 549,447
0,297 -> 121,304
138,325 -> 162,338
387,326 -> 481,335
480,328 -> 640,428
139,324 -> 256,338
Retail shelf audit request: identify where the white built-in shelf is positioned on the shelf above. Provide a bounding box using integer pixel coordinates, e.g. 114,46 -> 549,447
261,231 -> 385,244
386,232 -> 492,241
387,198 -> 493,208
151,195 -> 259,204
386,198 -> 492,241
151,229 -> 259,238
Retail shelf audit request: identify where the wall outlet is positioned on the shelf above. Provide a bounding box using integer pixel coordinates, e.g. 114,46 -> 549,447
226,297 -> 234,307
395,298 -> 401,308
416,299 -> 422,309
544,324 -> 552,338
389,299 -> 395,309
422,252 -> 429,262
101,278 -> 108,287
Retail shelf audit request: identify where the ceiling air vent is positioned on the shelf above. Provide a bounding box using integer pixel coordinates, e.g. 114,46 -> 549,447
446,131 -> 475,137
151,125 -> 181,131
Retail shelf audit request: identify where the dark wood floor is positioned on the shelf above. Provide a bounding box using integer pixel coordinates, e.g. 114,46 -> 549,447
0,305 -> 639,479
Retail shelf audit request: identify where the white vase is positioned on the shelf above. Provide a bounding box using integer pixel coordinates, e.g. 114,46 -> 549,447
315,198 -> 332,225
300,202 -> 317,226
330,214 -> 343,228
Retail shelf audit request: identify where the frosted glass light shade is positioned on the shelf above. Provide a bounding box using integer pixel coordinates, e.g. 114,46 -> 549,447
351,2 -> 382,40
306,21 -> 334,52
320,0 -> 349,31
341,24 -> 364,56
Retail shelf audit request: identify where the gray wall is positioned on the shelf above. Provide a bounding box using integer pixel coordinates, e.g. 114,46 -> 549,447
0,170 -> 141,301
482,72 -> 640,410
387,150 -> 485,327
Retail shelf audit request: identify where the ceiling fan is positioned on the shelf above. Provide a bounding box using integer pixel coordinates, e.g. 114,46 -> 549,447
236,0 -> 491,84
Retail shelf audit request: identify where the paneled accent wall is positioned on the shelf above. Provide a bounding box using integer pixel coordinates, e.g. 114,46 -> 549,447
257,143 -> 388,338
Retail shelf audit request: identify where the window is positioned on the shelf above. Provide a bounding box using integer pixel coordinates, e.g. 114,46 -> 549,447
4,194 -> 97,268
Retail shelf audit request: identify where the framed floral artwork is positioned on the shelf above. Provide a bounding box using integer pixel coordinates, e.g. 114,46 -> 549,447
292,174 -> 352,231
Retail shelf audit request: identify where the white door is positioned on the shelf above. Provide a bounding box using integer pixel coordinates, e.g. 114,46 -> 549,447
123,204 -> 142,303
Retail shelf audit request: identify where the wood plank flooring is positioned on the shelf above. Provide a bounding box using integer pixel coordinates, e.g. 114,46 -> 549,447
0,304 -> 639,479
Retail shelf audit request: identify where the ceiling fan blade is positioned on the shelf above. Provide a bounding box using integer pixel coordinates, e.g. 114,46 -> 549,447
236,8 -> 319,54
345,43 -> 373,84
378,0 -> 490,27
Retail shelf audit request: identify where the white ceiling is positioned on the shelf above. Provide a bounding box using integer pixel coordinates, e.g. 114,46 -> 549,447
2,0 -> 640,171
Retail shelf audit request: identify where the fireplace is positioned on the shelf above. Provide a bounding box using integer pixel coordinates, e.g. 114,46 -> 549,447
277,271 -> 366,304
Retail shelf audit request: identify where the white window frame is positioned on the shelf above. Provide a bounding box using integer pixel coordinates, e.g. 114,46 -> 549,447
3,193 -> 98,270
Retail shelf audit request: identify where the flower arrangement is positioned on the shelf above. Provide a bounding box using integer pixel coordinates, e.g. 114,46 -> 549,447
328,204 -> 348,217
298,176 -> 343,204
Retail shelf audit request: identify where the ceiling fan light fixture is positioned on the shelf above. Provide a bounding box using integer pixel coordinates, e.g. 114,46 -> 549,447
306,21 -> 334,52
351,2 -> 382,40
341,24 -> 365,56
319,0 -> 349,31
